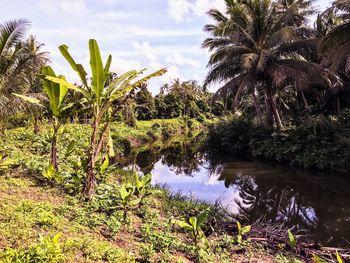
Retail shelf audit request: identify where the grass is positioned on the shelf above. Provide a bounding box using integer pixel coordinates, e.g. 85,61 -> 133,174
0,118 -> 303,262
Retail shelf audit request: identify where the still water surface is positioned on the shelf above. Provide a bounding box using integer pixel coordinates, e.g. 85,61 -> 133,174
120,138 -> 350,248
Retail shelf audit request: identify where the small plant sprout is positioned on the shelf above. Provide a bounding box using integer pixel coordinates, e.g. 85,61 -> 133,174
133,173 -> 160,207
42,163 -> 64,184
288,229 -> 297,248
171,209 -> 210,247
234,221 -> 251,244
119,184 -> 140,222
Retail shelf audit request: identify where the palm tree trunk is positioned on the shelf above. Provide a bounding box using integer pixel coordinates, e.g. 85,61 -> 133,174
263,90 -> 273,127
252,90 -> 263,125
301,91 -> 310,110
50,120 -> 60,170
266,88 -> 282,129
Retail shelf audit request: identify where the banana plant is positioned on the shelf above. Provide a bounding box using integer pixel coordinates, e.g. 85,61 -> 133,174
133,173 -> 160,207
14,66 -> 72,170
45,39 -> 166,199
119,184 -> 140,222
234,221 -> 251,244
171,209 -> 210,247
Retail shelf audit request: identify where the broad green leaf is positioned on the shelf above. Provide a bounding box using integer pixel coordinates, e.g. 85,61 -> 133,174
120,185 -> 130,201
13,93 -> 44,107
57,75 -> 69,107
89,39 -> 106,103
104,54 -> 112,76
43,163 -> 56,179
59,44 -> 88,87
45,76 -> 90,99
104,70 -> 138,97
129,198 -> 141,207
100,156 -> 109,174
65,140 -> 76,157
189,217 -> 198,230
288,229 -> 297,247
42,66 -> 60,116
171,219 -> 192,231
197,209 -> 209,228
142,174 -> 152,186
130,68 -> 167,89
52,233 -> 62,243
241,225 -> 251,235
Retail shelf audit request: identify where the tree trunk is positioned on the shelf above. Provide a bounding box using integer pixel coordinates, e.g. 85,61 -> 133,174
50,121 -> 59,170
266,88 -> 282,129
252,90 -> 263,125
337,97 -> 341,114
83,117 -> 99,199
263,90 -> 273,127
301,91 -> 310,110
33,115 -> 40,134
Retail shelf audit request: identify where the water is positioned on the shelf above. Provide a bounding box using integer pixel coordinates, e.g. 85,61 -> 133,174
119,137 -> 350,248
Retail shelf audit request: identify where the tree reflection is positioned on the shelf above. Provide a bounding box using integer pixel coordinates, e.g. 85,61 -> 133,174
120,136 -> 350,247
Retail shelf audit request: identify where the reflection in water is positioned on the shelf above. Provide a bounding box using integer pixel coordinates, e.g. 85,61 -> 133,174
119,136 -> 350,248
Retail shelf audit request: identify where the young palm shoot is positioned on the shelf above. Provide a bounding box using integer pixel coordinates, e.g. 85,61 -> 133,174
14,66 -> 72,171
46,39 -> 166,199
172,209 -> 210,247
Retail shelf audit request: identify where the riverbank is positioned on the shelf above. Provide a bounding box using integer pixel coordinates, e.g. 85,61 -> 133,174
207,115 -> 350,174
0,169 -> 307,263
0,118 -> 346,262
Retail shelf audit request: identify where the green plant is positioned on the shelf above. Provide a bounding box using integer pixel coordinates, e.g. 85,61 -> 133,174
119,184 -> 140,222
47,39 -> 166,199
42,163 -> 64,184
0,233 -> 63,263
234,221 -> 251,244
288,229 -> 297,248
14,66 -> 73,170
133,173 -> 160,207
312,254 -> 328,263
171,209 -> 210,246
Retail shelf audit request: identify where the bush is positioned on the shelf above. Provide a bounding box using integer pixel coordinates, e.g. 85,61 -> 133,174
0,233 -> 63,263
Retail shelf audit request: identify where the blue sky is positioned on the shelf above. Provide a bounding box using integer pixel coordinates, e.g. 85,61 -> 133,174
0,0 -> 332,93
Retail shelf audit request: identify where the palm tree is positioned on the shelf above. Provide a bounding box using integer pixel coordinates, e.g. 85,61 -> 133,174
203,0 -> 336,129
321,0 -> 350,80
0,19 -> 49,126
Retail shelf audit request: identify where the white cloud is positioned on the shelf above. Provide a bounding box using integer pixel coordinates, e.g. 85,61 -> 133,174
132,41 -> 158,62
110,57 -> 142,74
39,0 -> 88,16
167,0 -> 193,22
166,52 -> 200,67
167,0 -> 226,22
130,26 -> 202,37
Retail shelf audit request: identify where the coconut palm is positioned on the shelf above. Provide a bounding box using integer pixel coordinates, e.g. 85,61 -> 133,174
0,19 -> 49,123
321,0 -> 350,80
203,0 -> 336,128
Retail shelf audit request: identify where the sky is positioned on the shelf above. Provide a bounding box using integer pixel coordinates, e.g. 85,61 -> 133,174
0,0 -> 332,94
